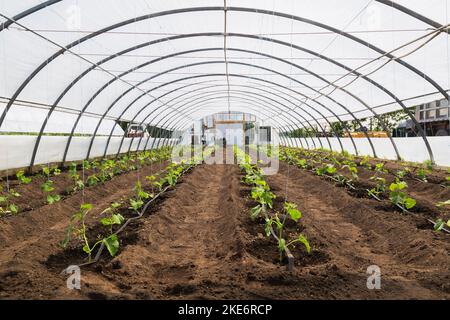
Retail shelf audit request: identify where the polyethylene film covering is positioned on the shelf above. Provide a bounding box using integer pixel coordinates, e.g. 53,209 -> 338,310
0,0 -> 449,170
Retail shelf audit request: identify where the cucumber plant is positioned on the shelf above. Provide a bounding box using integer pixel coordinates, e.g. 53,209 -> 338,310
389,179 -> 416,212
265,202 -> 310,262
0,191 -> 19,215
368,177 -> 386,198
69,163 -> 85,192
41,179 -> 61,205
129,181 -> 151,212
100,202 -> 125,234
61,203 -> 121,261
16,170 -> 32,185
433,218 -> 450,232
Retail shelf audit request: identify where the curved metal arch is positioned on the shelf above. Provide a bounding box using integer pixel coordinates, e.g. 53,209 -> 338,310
0,0 -> 61,32
0,8 -> 440,162
130,89 -> 327,153
375,0 -> 450,35
149,97 -> 296,150
142,94 -> 314,152
97,70 -> 372,162
155,102 -> 294,151
124,91 -> 319,156
72,43 -> 380,161
30,35 -> 409,165
145,96 -> 296,151
130,86 -> 318,150
1,5 -> 447,132
135,84 -> 340,151
90,77 -> 308,161
3,1 -> 447,40
154,97 -> 302,150
96,58 -> 387,163
33,29 -> 424,165
57,44 -> 366,164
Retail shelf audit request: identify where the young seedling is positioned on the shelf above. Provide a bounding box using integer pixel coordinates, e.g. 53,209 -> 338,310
395,167 -> 411,179
82,160 -> 92,170
129,181 -> 152,213
0,194 -> 19,215
16,170 -> 32,185
100,202 -> 125,234
295,158 -> 308,169
52,166 -> 61,176
316,164 -> 336,176
368,177 -> 386,198
423,160 -> 433,171
41,179 -> 61,205
86,174 -> 100,187
433,218 -> 450,232
265,202 -> 310,262
374,163 -> 387,174
359,155 -> 372,170
61,203 -> 120,261
42,166 -> 51,178
389,179 -> 416,212
342,163 -> 358,180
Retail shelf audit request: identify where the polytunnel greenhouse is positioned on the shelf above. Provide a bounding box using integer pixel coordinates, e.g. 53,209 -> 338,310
0,0 -> 449,304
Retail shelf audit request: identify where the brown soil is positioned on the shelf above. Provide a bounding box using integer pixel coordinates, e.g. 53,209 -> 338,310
1,161 -> 448,300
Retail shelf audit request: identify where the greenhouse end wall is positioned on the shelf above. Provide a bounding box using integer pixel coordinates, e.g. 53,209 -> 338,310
0,135 -> 173,171
283,137 -> 450,167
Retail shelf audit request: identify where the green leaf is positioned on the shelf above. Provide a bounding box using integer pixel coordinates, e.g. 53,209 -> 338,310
41,181 -> 54,193
129,199 -> 143,211
325,165 -> 336,174
47,194 -> 61,204
0,196 -> 7,203
297,234 -> 311,254
9,204 -> 18,214
42,167 -> 50,176
284,202 -> 302,222
250,205 -> 263,220
404,197 -> 416,209
80,203 -> 93,211
103,234 -> 119,257
82,244 -> 91,254
434,219 -> 444,231
102,214 -> 125,226
111,213 -> 124,225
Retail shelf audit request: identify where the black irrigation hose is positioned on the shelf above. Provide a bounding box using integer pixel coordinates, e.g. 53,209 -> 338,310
69,164 -> 196,269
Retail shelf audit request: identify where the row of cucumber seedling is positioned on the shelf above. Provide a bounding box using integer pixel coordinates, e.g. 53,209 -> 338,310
233,146 -> 310,271
280,147 -> 450,233
0,147 -> 172,216
60,146 -> 214,266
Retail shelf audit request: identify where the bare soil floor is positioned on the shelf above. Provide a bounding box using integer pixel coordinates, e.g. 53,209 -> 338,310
0,162 -> 449,299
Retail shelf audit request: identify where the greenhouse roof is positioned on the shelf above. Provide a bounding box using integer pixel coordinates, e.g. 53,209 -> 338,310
0,1 -> 449,167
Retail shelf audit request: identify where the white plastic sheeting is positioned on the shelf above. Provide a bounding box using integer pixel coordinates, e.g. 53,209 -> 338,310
283,137 -> 450,167
0,1 -> 449,169
0,135 -> 174,171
